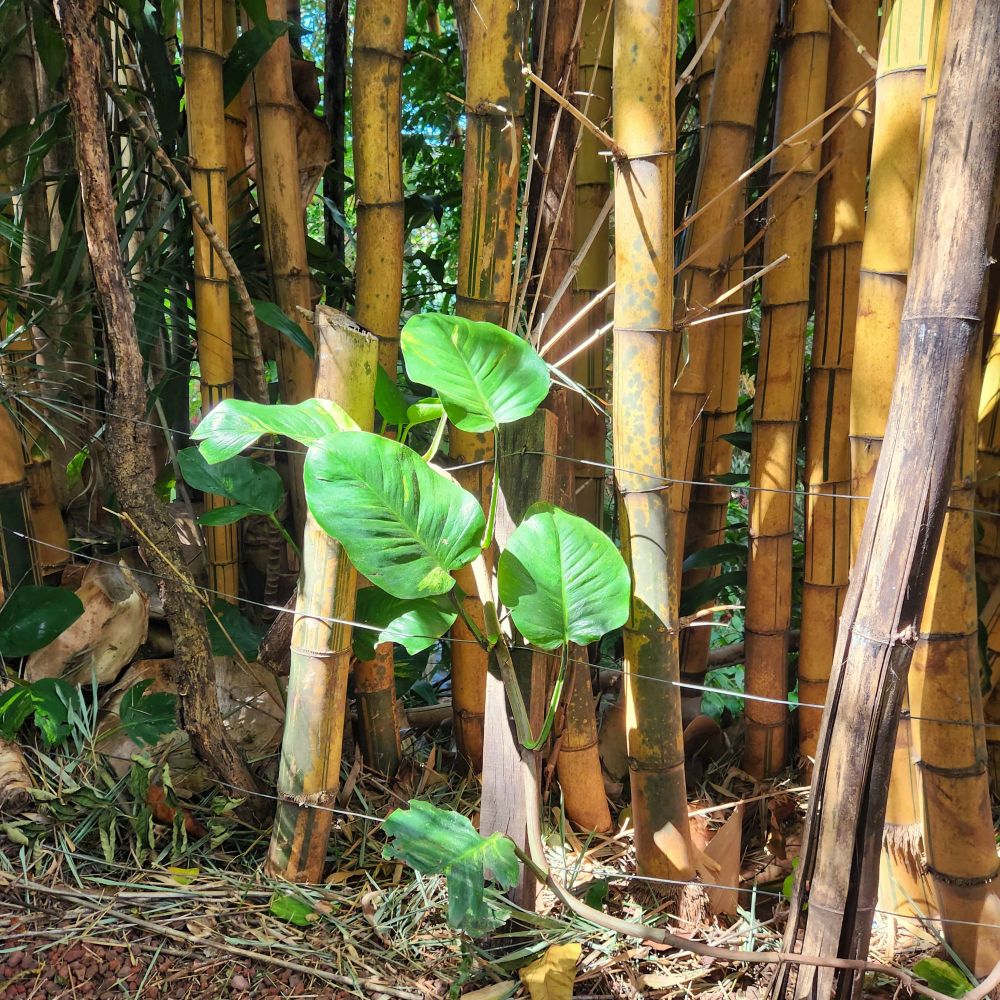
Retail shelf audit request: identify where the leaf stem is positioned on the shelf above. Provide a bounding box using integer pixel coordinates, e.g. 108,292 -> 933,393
422,412 -> 448,462
480,437 -> 500,548
269,512 -> 303,560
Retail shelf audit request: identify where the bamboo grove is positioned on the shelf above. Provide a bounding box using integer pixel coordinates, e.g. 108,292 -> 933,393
0,0 -> 998,993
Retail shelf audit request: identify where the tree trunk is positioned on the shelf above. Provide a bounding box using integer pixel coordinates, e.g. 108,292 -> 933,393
612,0 -> 692,880
54,0 -> 266,823
350,0 -> 406,778
771,3 -> 1000,994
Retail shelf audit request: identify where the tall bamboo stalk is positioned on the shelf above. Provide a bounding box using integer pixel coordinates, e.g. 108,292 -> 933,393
848,0 -> 944,922
184,0 -> 238,601
449,0 -> 526,772
742,0 -> 830,779
612,0 -> 692,879
798,0 -> 876,764
676,0 -> 778,699
908,356 -> 1000,974
267,308 -> 377,880
528,0 -> 611,834
772,6 -> 1000,992
350,0 -> 406,778
247,0 -> 316,536
569,0 -> 611,528
670,0 -> 779,580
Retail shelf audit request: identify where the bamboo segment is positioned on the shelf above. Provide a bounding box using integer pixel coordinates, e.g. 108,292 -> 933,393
909,357 -> 1000,976
529,0 -> 611,835
742,0 -> 830,779
798,0 -> 876,764
184,0 -> 238,601
613,0 -> 692,879
449,0 -> 526,772
570,0 -> 611,529
670,0 -> 779,575
247,0 -> 316,536
847,0 -> 944,924
267,308 -> 377,881
351,0 -> 406,778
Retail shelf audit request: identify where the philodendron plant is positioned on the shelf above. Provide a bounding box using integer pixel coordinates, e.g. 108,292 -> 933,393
192,312 -> 630,933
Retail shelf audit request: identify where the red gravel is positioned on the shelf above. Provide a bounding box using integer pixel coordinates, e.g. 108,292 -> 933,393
0,939 -> 354,999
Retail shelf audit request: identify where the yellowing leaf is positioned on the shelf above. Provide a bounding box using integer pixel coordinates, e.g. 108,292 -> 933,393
167,866 -> 199,885
519,943 -> 581,1000
460,981 -> 517,1000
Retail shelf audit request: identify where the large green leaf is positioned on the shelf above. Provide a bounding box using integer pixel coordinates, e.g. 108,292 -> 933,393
352,588 -> 457,660
119,681 -> 177,747
192,398 -> 358,463
222,22 -> 292,107
178,448 -> 283,518
497,503 -> 629,650
400,313 -> 549,432
305,432 -> 484,599
251,299 -> 315,360
0,586 -> 84,658
206,601 -> 265,660
382,800 -> 518,936
911,958 -> 974,998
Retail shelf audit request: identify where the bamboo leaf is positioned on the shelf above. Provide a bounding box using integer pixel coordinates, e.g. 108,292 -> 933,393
401,313 -> 549,432
0,586 -> 84,658
497,503 -> 630,650
304,432 -> 485,599
382,800 -> 517,936
680,570 -> 746,617
192,398 -> 358,463
682,543 -> 746,572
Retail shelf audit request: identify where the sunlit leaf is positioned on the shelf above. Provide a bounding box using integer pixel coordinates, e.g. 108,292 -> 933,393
178,448 -> 283,518
911,958 -> 974,998
352,588 -> 456,659
268,891 -> 318,927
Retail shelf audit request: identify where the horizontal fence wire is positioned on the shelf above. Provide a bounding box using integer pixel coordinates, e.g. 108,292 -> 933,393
0,523 -> 993,733
13,743 -> 1000,936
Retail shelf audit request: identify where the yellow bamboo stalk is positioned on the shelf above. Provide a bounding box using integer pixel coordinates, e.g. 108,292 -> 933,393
449,0 -> 526,772
907,351 -> 1000,976
350,0 -> 406,777
613,0 -> 693,879
247,0 -> 316,536
742,0 -> 830,779
569,0 -> 611,529
184,0 -> 238,601
798,0 -> 877,764
849,0 -> 945,925
670,0 -> 780,580
267,307 -> 377,881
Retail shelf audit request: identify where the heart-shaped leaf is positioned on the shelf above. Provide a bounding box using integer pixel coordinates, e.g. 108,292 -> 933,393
497,503 -> 630,650
192,398 -> 358,463
352,587 -> 457,659
375,367 -> 410,427
205,601 -> 265,660
0,586 -> 84,658
400,313 -> 549,432
304,432 -> 485,599
178,448 -> 283,517
382,800 -> 518,936
119,680 -> 177,746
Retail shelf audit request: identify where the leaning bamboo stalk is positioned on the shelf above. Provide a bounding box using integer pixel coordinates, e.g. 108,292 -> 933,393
797,0 -> 876,765
772,3 -> 1000,992
183,0 -> 239,601
350,0 -> 406,778
247,0 -> 316,537
742,0 -> 830,779
612,0 -> 692,879
669,0 -> 779,575
267,308 -> 378,880
847,0 -> 944,924
449,0 -> 526,773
